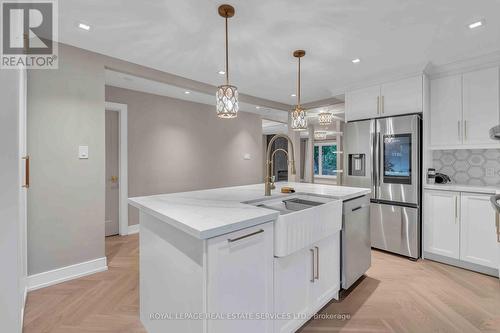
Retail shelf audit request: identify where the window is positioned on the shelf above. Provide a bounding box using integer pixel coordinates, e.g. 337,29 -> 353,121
314,143 -> 338,178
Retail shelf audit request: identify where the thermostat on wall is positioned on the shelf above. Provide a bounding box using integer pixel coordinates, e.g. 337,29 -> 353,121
79,145 -> 89,159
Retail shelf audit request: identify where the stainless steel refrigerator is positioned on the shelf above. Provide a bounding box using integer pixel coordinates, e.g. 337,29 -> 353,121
343,114 -> 421,259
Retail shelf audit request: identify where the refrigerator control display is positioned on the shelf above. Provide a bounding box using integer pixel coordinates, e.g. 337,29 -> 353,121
383,134 -> 411,184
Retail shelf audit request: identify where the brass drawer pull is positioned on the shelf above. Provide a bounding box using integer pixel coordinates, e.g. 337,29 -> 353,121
227,229 -> 264,243
22,155 -> 30,188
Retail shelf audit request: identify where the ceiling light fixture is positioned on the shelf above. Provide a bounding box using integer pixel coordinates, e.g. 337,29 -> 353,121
255,106 -> 261,109
352,58 -> 361,64
184,91 -> 191,94
314,131 -> 327,140
216,4 -> 238,119
291,50 -> 307,131
468,20 -> 483,29
291,94 -> 296,97
318,112 -> 333,125
78,22 -> 91,31
218,70 -> 226,75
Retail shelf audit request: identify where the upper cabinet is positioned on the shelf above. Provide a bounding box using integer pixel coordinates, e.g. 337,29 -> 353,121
345,85 -> 380,121
429,75 -> 463,147
462,68 -> 500,146
429,66 -> 500,149
345,75 -> 423,122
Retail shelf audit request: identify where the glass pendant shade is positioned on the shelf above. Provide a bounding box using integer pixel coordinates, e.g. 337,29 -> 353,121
314,131 -> 327,140
318,112 -> 333,125
216,84 -> 239,118
291,105 -> 307,130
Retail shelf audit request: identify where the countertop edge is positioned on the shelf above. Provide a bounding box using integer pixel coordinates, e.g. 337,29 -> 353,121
423,184 -> 499,195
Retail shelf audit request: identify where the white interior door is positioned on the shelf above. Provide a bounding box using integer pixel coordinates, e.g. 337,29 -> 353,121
105,111 -> 119,236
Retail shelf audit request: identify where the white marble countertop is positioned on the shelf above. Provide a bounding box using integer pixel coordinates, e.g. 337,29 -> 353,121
423,183 -> 499,195
129,182 -> 370,239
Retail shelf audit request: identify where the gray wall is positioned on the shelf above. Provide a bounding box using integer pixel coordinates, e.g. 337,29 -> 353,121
27,44 -> 106,275
105,86 -> 264,226
0,70 -> 24,332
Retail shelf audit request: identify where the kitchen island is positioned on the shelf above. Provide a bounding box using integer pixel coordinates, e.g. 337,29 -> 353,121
129,182 -> 370,333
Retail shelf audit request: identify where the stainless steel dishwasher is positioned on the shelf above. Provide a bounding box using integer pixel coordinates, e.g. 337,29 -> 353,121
340,194 -> 371,290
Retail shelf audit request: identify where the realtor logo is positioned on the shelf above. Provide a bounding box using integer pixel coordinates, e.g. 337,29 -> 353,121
1,0 -> 58,69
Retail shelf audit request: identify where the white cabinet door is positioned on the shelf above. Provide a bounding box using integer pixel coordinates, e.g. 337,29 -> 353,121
345,85 -> 380,121
462,67 -> 500,146
460,193 -> 499,268
310,233 -> 340,308
380,75 -> 423,116
274,247 -> 313,333
207,223 -> 274,333
424,190 -> 460,259
430,75 -> 463,147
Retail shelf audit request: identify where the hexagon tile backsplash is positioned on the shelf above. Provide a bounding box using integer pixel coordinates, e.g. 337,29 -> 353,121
432,149 -> 500,186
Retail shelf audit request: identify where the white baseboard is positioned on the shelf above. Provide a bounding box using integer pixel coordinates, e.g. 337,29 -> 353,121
27,257 -> 108,292
128,224 -> 140,235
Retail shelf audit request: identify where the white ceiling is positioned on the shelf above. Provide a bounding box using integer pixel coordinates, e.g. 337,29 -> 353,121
105,70 -> 289,122
61,0 -> 500,104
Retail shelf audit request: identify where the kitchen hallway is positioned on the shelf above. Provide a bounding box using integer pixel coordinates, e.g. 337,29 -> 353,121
23,234 -> 500,333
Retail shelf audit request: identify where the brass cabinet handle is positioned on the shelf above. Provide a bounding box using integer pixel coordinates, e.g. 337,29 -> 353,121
227,229 -> 264,243
464,120 -> 467,141
377,96 -> 380,114
381,96 -> 385,114
496,213 -> 500,243
111,175 -> 118,183
310,248 -> 315,283
455,195 -> 458,222
22,155 -> 30,188
458,121 -> 461,141
314,246 -> 319,280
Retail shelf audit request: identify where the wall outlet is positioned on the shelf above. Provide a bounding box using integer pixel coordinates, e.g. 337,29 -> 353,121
486,167 -> 495,177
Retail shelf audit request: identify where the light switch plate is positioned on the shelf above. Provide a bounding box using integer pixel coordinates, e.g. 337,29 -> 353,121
79,145 -> 89,159
243,153 -> 251,160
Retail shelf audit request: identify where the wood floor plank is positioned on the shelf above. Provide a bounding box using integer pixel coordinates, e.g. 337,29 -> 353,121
24,234 -> 500,333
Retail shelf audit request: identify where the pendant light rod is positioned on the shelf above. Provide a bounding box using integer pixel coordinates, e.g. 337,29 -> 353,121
219,4 -> 235,85
293,50 -> 306,107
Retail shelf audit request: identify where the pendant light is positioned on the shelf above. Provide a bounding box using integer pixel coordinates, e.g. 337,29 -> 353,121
216,4 -> 238,119
291,50 -> 307,130
318,112 -> 333,125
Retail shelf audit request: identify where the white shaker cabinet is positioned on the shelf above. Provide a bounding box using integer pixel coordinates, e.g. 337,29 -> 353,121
309,233 -> 340,308
380,75 -> 423,117
429,75 -> 462,147
429,66 -> 500,149
423,190 -> 460,259
460,193 -> 498,269
207,223 -> 274,333
274,232 -> 340,333
345,85 -> 381,121
462,67 -> 500,146
345,75 -> 423,122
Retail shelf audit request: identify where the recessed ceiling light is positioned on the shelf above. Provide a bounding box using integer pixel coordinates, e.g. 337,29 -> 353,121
352,58 -> 361,64
255,106 -> 261,109
291,94 -> 296,97
218,70 -> 226,75
78,22 -> 91,31
184,91 -> 190,94
468,20 -> 483,29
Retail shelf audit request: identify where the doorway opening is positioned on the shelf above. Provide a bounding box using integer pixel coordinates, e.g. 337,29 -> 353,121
104,102 -> 128,236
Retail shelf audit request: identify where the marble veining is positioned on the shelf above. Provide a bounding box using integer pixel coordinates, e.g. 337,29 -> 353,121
128,182 -> 370,239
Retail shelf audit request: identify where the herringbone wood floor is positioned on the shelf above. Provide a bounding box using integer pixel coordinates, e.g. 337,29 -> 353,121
24,234 -> 500,333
